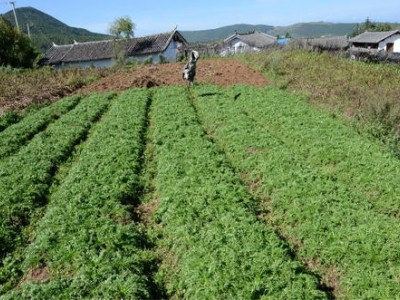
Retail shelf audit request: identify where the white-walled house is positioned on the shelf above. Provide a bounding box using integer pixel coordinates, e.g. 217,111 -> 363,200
349,29 -> 400,53
40,29 -> 188,68
222,31 -> 277,55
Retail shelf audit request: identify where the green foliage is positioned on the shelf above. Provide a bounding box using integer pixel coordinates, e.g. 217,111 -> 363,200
150,86 -> 326,299
242,50 -> 400,146
193,84 -> 400,298
0,93 -> 111,269
351,17 -> 396,37
3,83 -> 400,299
0,95 -> 80,160
0,16 -> 38,68
2,90 -> 152,299
109,16 -> 135,39
143,56 -> 153,65
0,110 -> 21,132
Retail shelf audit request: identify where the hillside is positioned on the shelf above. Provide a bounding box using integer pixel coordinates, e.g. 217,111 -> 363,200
182,22 -> 359,42
269,21 -> 357,38
181,24 -> 274,43
2,7 -> 110,52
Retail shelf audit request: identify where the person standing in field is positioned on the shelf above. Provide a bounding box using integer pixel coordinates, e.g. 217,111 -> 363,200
182,50 -> 199,86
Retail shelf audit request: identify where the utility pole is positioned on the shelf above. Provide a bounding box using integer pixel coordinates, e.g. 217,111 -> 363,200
27,23 -> 31,39
9,1 -> 20,32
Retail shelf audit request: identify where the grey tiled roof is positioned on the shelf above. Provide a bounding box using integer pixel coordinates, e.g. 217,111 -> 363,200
44,30 -> 187,64
308,35 -> 349,49
225,31 -> 277,48
349,30 -> 400,44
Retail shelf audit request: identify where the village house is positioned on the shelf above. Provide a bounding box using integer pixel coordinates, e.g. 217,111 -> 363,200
305,35 -> 349,51
221,31 -> 277,55
39,29 -> 188,68
349,29 -> 400,53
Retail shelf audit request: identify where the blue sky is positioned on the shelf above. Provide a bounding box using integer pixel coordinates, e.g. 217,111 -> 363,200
1,0 -> 399,36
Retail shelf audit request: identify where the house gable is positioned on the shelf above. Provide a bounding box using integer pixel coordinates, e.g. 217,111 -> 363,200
349,30 -> 400,52
223,31 -> 277,55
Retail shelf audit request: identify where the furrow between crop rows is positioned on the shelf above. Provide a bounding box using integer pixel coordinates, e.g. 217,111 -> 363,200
1,89 -> 155,299
0,95 -> 81,161
192,85 -> 400,299
0,93 -> 113,290
150,86 -> 327,299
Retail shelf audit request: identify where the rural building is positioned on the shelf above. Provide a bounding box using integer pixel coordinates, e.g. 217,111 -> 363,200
39,29 -> 188,68
221,31 -> 277,55
349,29 -> 400,53
306,35 -> 349,51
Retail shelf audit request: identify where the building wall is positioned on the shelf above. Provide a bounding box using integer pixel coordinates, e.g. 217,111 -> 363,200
378,34 -> 400,53
222,38 -> 259,55
52,59 -> 113,69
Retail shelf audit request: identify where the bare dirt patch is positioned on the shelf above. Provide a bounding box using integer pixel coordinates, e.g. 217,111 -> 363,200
80,58 -> 269,94
0,58 -> 268,114
23,265 -> 50,284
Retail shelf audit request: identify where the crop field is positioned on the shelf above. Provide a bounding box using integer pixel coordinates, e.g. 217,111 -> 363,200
1,84 -> 400,299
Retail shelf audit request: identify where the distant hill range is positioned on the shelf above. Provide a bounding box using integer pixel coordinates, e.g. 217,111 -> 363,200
181,22 -> 360,43
1,7 -> 399,52
2,7 -> 110,52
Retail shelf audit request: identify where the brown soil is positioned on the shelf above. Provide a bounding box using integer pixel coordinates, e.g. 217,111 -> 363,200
23,265 -> 50,284
80,58 -> 268,93
0,58 -> 267,114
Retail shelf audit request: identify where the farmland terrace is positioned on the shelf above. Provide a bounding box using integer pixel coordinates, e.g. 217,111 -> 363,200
1,58 -> 400,299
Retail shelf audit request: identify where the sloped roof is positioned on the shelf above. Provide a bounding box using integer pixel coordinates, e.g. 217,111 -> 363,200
308,35 -> 349,49
43,29 -> 188,64
349,30 -> 400,44
225,31 -> 277,48
44,44 -> 73,64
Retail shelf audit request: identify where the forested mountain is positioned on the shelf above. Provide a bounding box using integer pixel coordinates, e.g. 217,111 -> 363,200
2,7 -> 110,52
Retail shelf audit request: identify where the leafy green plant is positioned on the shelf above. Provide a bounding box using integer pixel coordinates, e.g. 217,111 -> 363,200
0,93 -> 112,269
150,86 -> 326,299
0,110 -> 21,132
2,89 -> 152,299
0,95 -> 80,160
193,84 -> 400,298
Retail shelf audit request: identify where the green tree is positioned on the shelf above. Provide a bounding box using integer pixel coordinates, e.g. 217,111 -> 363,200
351,17 -> 395,37
108,16 -> 135,39
0,16 -> 38,68
108,17 -> 136,65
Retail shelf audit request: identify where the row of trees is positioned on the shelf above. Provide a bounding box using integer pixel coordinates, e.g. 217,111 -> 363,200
351,17 -> 396,37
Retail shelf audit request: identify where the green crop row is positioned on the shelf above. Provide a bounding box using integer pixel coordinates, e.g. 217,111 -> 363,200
0,111 -> 21,133
1,89 -> 152,299
192,85 -> 400,299
0,94 -> 112,264
150,86 -> 327,299
0,96 -> 81,160
224,85 -> 400,217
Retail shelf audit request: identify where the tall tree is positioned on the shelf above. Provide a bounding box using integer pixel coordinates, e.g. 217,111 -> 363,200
0,16 -> 38,68
108,17 -> 136,65
108,17 -> 135,39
